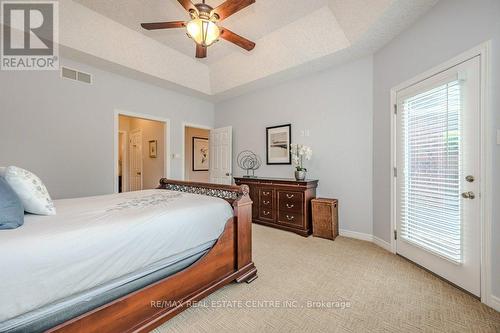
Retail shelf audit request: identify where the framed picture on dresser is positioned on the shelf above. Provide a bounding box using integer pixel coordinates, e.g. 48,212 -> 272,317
266,124 -> 291,164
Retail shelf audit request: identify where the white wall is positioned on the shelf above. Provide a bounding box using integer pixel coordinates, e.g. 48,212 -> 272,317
372,0 -> 500,297
0,58 -> 214,199
215,56 -> 373,235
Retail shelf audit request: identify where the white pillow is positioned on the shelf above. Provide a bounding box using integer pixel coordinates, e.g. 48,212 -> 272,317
4,166 -> 56,215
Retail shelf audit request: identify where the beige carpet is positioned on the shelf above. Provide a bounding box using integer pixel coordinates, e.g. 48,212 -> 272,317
152,224 -> 500,333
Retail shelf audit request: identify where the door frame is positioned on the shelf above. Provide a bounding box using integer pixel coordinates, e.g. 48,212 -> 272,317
389,42 -> 492,306
113,109 -> 171,193
118,130 -> 128,192
181,122 -> 212,181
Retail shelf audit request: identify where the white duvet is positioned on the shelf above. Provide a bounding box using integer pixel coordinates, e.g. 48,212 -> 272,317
0,189 -> 233,322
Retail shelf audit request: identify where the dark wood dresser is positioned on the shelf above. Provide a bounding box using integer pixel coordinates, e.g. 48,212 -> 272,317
234,177 -> 318,236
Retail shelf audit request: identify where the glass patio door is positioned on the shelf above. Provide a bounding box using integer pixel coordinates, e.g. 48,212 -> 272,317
395,56 -> 481,296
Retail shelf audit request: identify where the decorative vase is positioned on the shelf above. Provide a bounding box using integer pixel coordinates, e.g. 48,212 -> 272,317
295,170 -> 306,181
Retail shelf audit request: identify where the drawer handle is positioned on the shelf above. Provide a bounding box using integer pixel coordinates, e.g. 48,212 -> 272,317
263,200 -> 270,205
286,215 -> 295,220
263,192 -> 270,196
286,194 -> 294,199
263,211 -> 270,216
286,203 -> 294,209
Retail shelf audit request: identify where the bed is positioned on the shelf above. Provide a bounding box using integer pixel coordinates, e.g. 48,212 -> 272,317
0,179 -> 256,333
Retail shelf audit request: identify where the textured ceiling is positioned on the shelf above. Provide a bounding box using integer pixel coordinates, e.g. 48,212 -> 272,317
75,0 -> 331,64
68,0 -> 438,98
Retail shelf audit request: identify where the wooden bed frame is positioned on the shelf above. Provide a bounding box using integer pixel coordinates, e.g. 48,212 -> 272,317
49,179 -> 257,333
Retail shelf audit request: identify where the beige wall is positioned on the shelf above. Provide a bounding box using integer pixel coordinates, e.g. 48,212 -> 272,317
119,115 -> 166,190
184,126 -> 210,182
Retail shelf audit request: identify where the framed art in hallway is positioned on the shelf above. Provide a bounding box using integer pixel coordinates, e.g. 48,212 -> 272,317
149,140 -> 157,158
192,137 -> 209,171
266,124 -> 291,164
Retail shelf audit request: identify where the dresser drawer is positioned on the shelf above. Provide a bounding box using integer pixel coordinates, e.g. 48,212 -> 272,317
260,197 -> 273,208
259,188 -> 274,198
278,198 -> 303,213
277,210 -> 304,227
234,177 -> 318,237
259,208 -> 275,221
277,191 -> 303,212
259,188 -> 275,213
277,190 -> 303,203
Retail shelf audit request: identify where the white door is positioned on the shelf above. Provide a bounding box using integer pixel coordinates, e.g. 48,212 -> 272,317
209,126 -> 232,185
395,56 -> 481,296
129,129 -> 143,191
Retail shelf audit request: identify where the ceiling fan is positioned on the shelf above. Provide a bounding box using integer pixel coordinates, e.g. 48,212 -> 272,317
141,0 -> 256,59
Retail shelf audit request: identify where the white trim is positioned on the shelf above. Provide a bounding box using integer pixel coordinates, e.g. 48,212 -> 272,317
113,109 -> 171,193
339,229 -> 392,252
389,42 -> 492,307
489,295 -> 500,312
339,229 -> 373,242
181,122 -> 212,181
373,236 -> 392,252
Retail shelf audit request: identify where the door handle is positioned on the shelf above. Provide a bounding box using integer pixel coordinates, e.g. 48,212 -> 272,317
137,172 -> 141,176
461,191 -> 475,199
225,173 -> 231,176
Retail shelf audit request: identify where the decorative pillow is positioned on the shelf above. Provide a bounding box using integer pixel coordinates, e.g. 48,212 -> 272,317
4,166 -> 56,215
0,177 -> 24,229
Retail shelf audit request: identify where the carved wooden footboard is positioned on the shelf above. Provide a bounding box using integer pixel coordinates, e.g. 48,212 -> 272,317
49,179 -> 256,333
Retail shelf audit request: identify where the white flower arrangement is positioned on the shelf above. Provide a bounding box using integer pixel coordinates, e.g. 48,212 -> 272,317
290,144 -> 312,171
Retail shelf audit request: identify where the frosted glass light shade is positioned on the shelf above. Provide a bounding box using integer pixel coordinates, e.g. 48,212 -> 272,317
186,18 -> 220,47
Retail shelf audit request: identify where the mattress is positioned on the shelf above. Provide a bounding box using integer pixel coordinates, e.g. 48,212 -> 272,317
0,189 -> 233,332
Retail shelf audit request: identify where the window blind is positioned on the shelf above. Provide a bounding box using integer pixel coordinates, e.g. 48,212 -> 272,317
400,79 -> 462,263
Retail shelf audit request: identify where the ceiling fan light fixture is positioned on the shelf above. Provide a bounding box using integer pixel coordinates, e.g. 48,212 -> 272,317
186,18 -> 220,47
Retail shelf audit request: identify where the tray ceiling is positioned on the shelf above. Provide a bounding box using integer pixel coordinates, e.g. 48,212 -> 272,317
69,0 -> 438,99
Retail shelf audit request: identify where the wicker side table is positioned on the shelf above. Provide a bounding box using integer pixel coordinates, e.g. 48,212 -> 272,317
311,198 -> 338,240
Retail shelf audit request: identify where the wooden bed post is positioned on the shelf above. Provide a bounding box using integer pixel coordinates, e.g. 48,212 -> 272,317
233,184 -> 258,283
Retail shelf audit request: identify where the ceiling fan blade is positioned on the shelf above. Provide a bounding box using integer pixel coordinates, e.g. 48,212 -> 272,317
196,44 -> 207,58
212,0 -> 255,21
220,28 -> 255,51
177,0 -> 197,13
141,21 -> 185,30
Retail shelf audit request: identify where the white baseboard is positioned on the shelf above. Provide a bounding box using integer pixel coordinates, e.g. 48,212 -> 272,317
339,229 -> 373,242
373,236 -> 392,252
339,229 -> 392,252
488,295 -> 500,312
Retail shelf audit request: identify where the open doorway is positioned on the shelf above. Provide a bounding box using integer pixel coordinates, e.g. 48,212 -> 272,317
117,114 -> 168,192
184,124 -> 210,182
